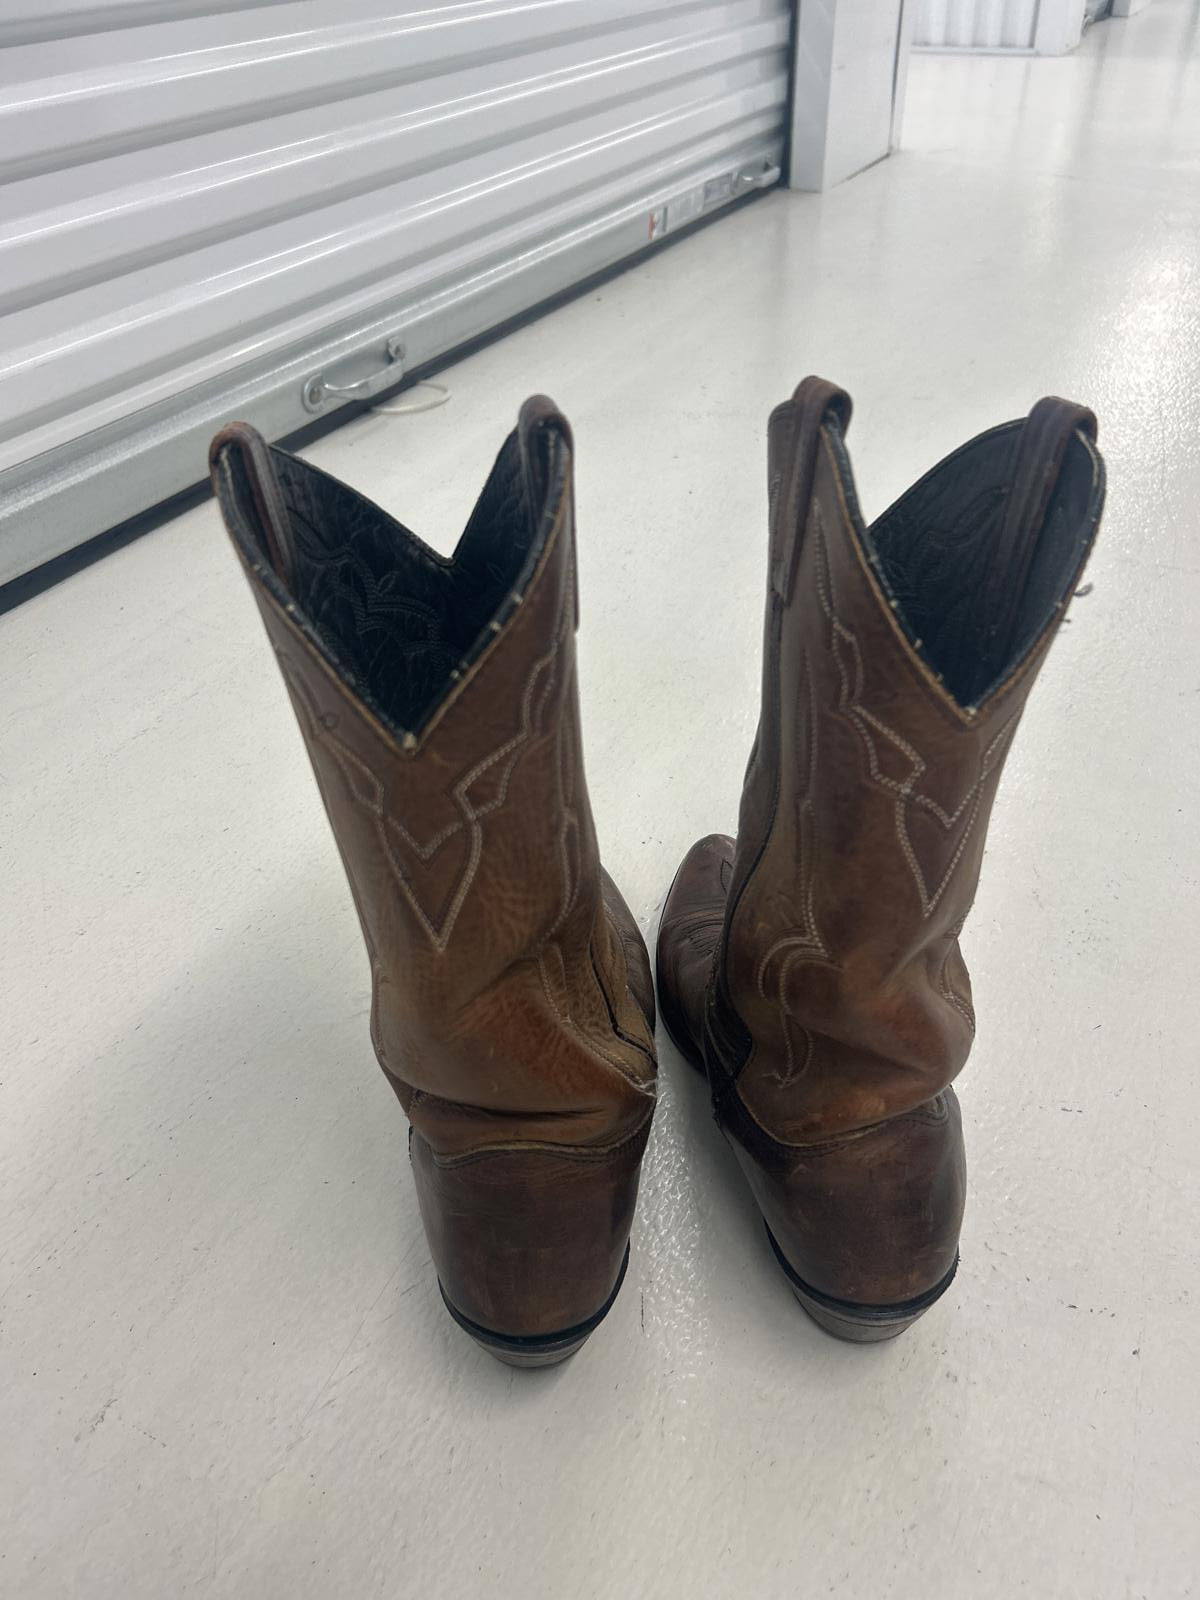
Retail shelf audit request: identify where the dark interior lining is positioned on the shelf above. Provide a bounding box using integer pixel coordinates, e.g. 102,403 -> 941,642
862,424 -> 1103,706
256,428 -> 548,735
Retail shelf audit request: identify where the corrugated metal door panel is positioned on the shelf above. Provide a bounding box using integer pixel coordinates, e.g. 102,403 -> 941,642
0,0 -> 791,584
914,0 -> 1037,48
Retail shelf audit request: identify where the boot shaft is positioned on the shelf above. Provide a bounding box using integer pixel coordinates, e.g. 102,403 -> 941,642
211,404 -> 654,1150
711,380 -> 1105,1143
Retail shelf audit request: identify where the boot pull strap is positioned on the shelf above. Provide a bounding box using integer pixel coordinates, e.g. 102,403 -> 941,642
769,376 -> 852,604
517,394 -> 578,627
987,396 -> 1098,655
210,422 -> 297,588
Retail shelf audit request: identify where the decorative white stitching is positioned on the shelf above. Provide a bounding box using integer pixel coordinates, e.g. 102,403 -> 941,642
544,657 -> 582,942
750,647 -> 837,1088
940,967 -> 976,1028
938,914 -> 976,1028
769,985 -> 816,1089
756,648 -> 831,996
535,946 -> 638,1083
279,600 -> 570,952
813,513 -> 1017,918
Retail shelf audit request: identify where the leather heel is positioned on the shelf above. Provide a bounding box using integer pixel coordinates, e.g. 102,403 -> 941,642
410,1127 -> 648,1364
439,1247 -> 630,1366
768,1225 -> 959,1343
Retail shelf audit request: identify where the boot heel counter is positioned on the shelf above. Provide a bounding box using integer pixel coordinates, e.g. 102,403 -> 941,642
410,1123 -> 651,1340
725,1087 -> 966,1307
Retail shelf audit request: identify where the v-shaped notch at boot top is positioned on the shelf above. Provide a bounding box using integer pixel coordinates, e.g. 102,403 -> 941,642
657,378 -> 1107,1331
210,395 -> 655,1355
210,399 -> 573,748
790,383 -> 1105,715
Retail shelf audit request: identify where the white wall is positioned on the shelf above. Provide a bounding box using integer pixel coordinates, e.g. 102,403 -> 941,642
914,0 -> 1088,52
790,0 -> 909,190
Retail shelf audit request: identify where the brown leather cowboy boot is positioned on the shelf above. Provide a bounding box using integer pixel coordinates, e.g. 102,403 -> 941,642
657,377 -> 1104,1341
210,399 -> 656,1366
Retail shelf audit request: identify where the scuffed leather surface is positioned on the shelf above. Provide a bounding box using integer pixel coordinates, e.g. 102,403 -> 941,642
658,834 -> 966,1304
726,424 -> 996,1143
724,1087 -> 966,1304
212,401 -> 656,1336
723,395 -> 1101,1146
658,377 -> 1103,1305
411,1120 -> 651,1336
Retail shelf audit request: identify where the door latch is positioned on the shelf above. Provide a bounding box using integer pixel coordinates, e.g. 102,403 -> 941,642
302,336 -> 405,412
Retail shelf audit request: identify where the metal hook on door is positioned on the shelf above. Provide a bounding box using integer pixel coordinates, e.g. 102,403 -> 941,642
302,338 -> 450,416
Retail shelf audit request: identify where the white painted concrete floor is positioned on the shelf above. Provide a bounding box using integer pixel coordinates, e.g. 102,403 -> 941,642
5,5 -> 1200,1595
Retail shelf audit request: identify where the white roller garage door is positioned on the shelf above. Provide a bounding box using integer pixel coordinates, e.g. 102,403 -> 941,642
0,0 -> 793,584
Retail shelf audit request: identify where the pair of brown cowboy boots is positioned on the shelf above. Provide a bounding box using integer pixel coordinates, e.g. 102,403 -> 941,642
211,377 -> 1104,1364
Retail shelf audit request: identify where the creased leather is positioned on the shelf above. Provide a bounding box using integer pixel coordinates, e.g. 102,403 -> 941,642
658,377 -> 1104,1307
211,401 -> 656,1338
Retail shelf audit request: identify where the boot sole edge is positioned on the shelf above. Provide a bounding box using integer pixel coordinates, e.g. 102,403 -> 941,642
766,1223 -> 959,1342
438,1243 -> 631,1368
